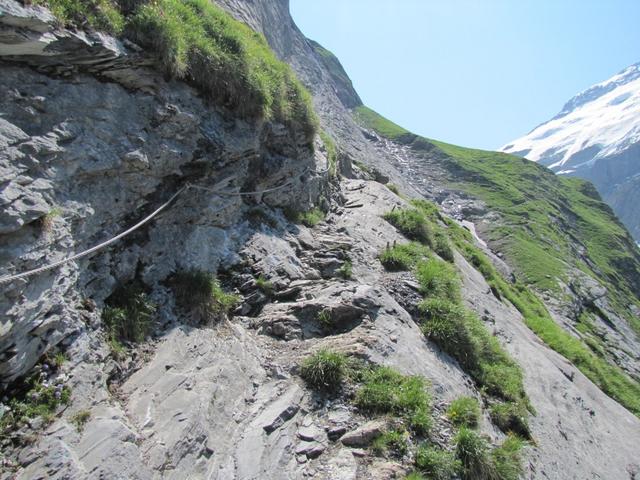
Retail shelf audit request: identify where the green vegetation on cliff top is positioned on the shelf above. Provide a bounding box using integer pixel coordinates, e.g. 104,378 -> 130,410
37,0 -> 318,141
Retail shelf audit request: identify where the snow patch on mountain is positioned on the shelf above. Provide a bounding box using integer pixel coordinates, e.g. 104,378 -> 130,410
502,63 -> 640,171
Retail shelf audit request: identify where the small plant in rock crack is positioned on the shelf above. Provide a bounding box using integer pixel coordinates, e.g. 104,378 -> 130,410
0,361 -> 71,437
103,283 -> 155,352
317,308 -> 333,328
371,429 -> 408,458
386,183 -> 400,195
255,275 -> 274,296
71,410 -> 91,433
40,206 -> 63,233
284,207 -> 325,227
299,349 -> 347,391
338,260 -> 353,279
172,270 -> 238,325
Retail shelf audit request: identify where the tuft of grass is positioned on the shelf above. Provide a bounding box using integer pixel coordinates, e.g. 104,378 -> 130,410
285,207 -> 325,227
415,445 -> 460,480
34,0 -> 124,33
447,396 -> 481,429
434,231 -> 455,262
415,260 -> 460,302
255,275 -> 274,296
103,285 -> 155,346
338,260 -> 353,279
371,429 -> 408,458
455,427 -> 497,480
172,270 -> 238,324
405,474 -> 427,480
492,435 -> 525,480
126,0 -> 317,141
489,402 -> 530,439
317,308 -> 332,328
40,206 -> 63,233
387,183 -> 400,195
71,410 -> 91,433
379,242 -> 431,271
355,366 -> 431,434
319,130 -> 338,178
299,349 -> 347,391
384,208 -> 435,246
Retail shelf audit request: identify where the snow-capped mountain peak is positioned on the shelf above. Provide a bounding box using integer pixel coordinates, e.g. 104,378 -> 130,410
502,62 -> 640,174
501,62 -> 640,242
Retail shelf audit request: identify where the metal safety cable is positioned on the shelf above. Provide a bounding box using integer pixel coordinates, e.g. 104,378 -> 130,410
0,166 -> 325,284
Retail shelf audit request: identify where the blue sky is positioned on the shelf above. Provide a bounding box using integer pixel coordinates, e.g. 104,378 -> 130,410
290,0 -> 640,150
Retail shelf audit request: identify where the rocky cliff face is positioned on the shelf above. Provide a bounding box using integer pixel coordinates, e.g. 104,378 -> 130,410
1,1 -> 640,479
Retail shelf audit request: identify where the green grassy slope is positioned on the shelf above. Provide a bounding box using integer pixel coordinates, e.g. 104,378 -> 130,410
354,106 -> 640,416
355,106 -> 640,316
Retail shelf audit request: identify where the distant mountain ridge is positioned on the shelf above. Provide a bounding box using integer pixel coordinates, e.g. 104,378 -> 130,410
502,62 -> 640,241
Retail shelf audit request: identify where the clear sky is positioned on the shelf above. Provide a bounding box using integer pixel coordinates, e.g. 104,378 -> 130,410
290,0 -> 640,150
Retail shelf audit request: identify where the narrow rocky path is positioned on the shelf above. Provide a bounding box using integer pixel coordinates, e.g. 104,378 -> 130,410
12,179 -> 640,480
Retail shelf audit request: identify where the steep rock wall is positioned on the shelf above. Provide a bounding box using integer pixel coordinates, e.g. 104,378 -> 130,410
0,0 -> 326,384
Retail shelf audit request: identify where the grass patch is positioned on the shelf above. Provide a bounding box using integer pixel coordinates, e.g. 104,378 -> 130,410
255,275 -> 274,296
316,308 -> 332,328
355,366 -> 431,434
338,260 -> 353,279
490,402 -> 530,438
103,284 -> 155,347
415,445 -> 460,480
455,427 -> 525,480
384,207 -> 435,246
299,349 -> 347,391
34,0 -> 124,33
71,410 -> 91,433
285,207 -> 325,227
371,429 -> 408,458
434,231 -> 455,262
387,183 -> 400,195
379,242 -> 431,271
126,0 -> 317,140
40,206 -> 63,233
492,435 -> 525,480
447,396 -> 481,428
415,260 -> 460,302
172,270 -> 238,324
417,297 -> 527,406
455,427 -> 497,480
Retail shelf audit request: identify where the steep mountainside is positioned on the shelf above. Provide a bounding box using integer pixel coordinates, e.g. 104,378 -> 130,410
1,1 -> 640,479
502,63 -> 640,242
